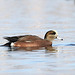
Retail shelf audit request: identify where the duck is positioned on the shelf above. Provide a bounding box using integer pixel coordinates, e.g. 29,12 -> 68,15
3,30 -> 63,47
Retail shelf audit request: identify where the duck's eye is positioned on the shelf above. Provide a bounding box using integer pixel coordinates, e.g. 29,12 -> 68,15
49,32 -> 56,35
56,37 -> 57,39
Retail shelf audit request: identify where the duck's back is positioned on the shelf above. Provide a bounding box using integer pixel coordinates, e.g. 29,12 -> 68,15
4,35 -> 43,42
18,35 -> 43,42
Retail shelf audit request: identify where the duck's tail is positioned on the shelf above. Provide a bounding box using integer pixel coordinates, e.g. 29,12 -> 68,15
1,42 -> 11,47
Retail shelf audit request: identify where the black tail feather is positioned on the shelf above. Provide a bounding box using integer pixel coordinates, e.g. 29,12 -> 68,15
2,42 -> 11,47
4,37 -> 18,42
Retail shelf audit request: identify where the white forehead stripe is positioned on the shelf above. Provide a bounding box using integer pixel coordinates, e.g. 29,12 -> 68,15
53,30 -> 58,35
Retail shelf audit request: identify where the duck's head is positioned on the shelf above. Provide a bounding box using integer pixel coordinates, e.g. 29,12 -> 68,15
44,30 -> 63,41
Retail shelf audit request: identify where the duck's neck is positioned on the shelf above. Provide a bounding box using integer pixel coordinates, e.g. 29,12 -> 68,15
44,36 -> 53,42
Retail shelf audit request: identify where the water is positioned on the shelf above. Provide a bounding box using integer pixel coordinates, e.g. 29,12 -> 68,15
0,0 -> 75,75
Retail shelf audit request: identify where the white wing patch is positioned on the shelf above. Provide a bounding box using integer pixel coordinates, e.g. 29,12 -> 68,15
25,41 -> 31,42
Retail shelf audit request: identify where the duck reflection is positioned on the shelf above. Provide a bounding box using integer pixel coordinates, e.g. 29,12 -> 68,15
45,46 -> 58,53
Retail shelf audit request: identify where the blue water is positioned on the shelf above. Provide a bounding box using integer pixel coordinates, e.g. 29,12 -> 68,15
0,0 -> 75,75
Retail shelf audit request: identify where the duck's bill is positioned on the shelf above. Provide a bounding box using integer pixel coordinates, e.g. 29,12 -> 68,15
57,37 -> 63,41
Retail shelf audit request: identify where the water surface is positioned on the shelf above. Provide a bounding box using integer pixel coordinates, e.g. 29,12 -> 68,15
0,0 -> 75,75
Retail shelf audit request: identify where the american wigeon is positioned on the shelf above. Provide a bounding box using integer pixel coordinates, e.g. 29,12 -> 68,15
3,30 -> 63,47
